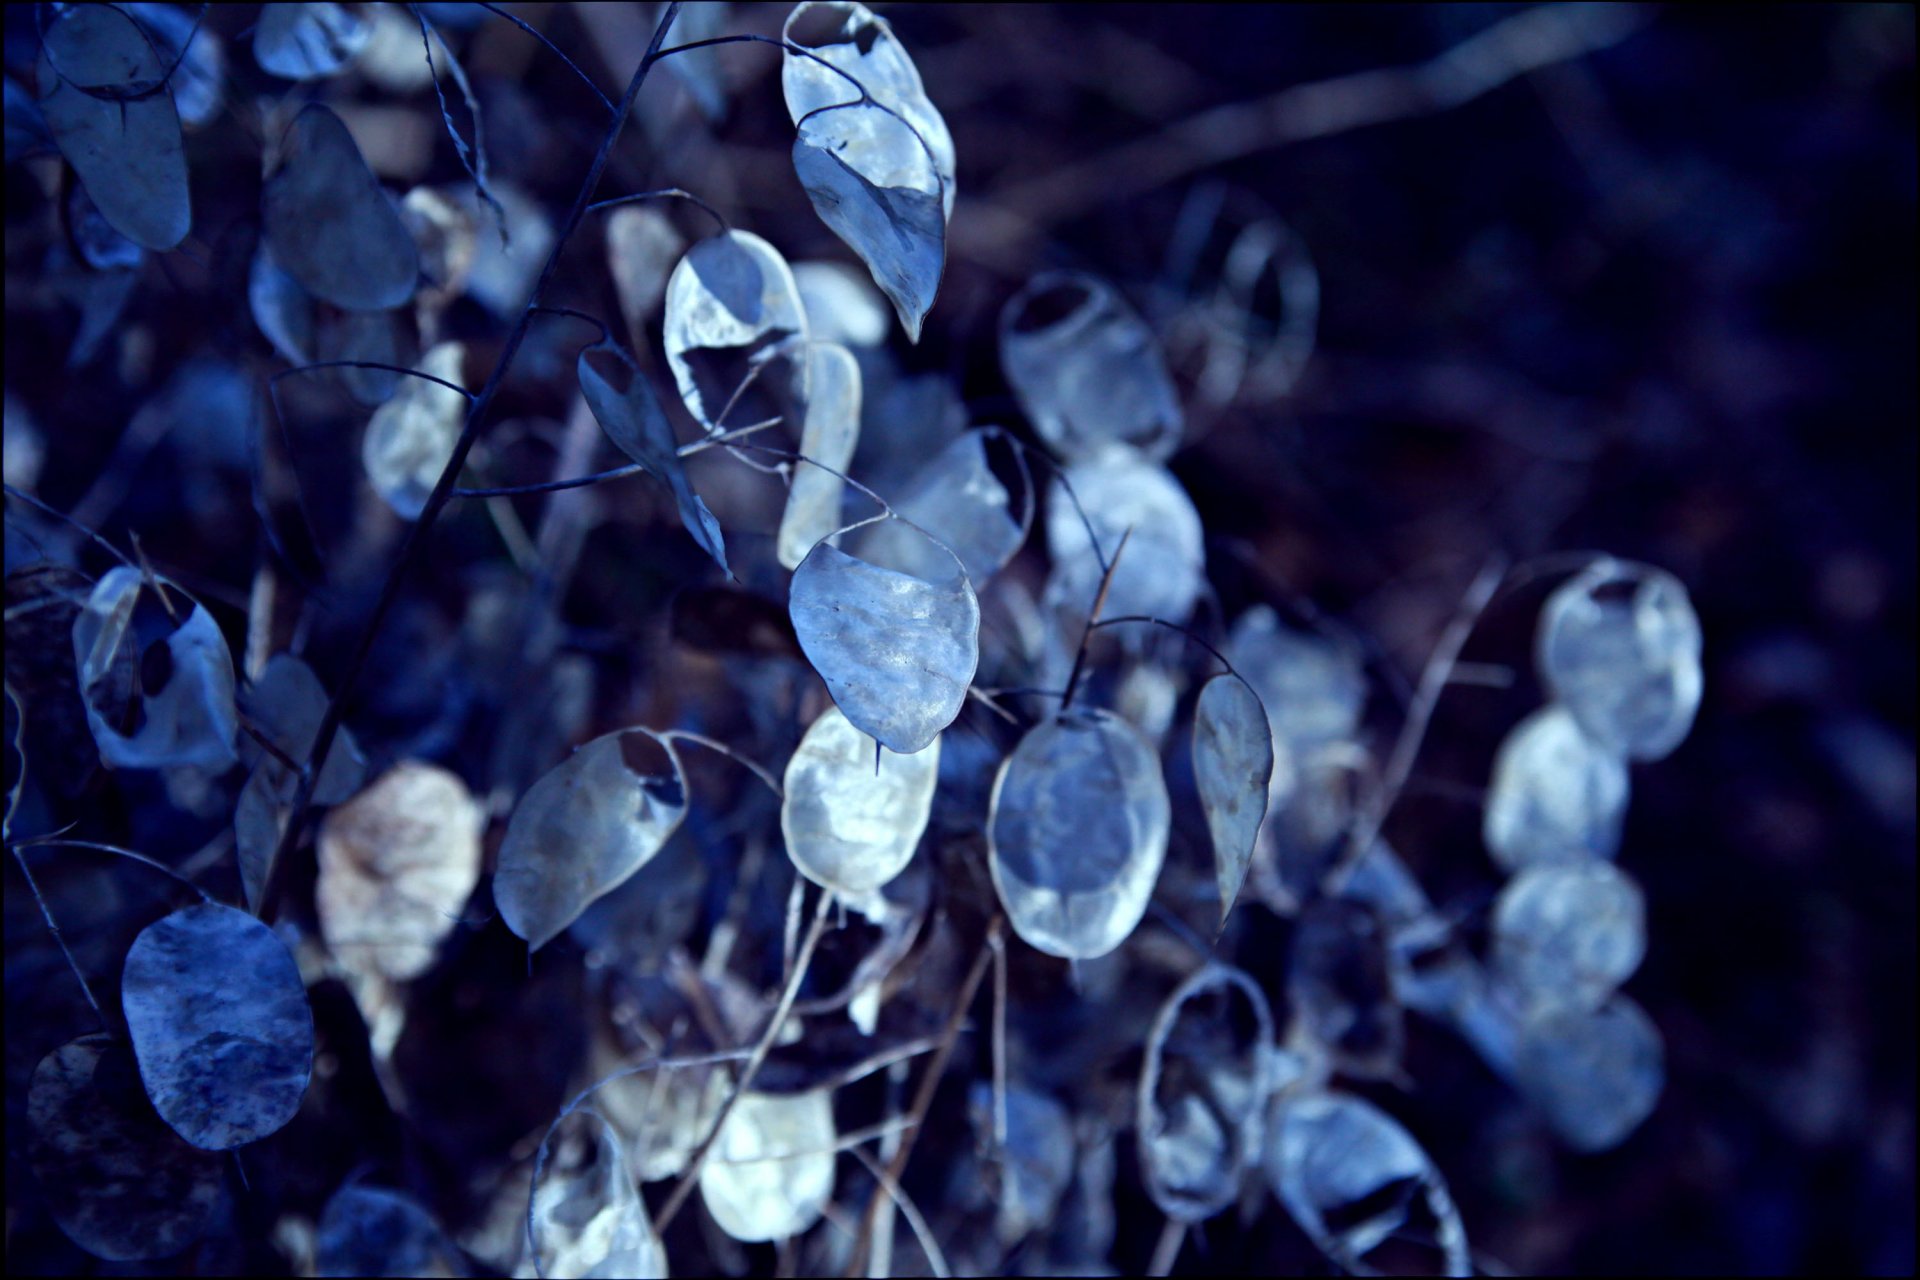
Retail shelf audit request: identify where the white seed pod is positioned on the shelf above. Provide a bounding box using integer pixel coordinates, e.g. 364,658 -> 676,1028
856,429 -> 1028,591
1001,271 -> 1183,462
988,707 -> 1170,960
699,1089 -> 837,1243
782,704 -> 938,897
1483,704 -> 1630,872
1225,605 -> 1366,761
1537,558 -> 1703,762
362,343 -> 466,520
776,342 -> 862,570
1491,860 -> 1647,1014
1137,964 -> 1274,1222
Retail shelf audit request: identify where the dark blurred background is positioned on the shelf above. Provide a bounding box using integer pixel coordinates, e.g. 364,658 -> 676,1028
5,4 -> 1914,1275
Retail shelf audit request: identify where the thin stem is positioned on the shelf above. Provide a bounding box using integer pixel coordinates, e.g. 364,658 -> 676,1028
1148,1218 -> 1186,1277
13,837 -> 215,903
413,5 -> 506,238
8,845 -> 108,1028
588,187 -> 730,235
527,304 -> 612,345
450,416 -> 784,499
4,483 -> 136,569
660,729 -> 784,801
654,888 -> 836,1233
1091,613 -> 1237,673
1060,527 -> 1134,710
1325,554 -> 1507,896
845,916 -> 1004,1277
473,2 -> 615,115
255,5 -> 688,923
851,1146 -> 952,1279
268,361 -> 474,401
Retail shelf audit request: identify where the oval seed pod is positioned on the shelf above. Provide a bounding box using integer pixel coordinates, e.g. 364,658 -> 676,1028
1001,271 -> 1183,461
261,104 -> 418,311
699,1089 -> 837,1243
782,704 -> 939,897
789,519 -> 979,754
1515,993 -> 1664,1152
27,1035 -> 224,1260
776,342 -> 862,570
988,707 -> 1170,959
1266,1090 -> 1470,1277
1537,558 -> 1703,762
1483,703 -> 1630,872
1491,860 -> 1647,1014
857,429 -> 1030,592
362,343 -> 467,520
121,903 -> 315,1149
1137,964 -> 1275,1222
495,729 -> 688,952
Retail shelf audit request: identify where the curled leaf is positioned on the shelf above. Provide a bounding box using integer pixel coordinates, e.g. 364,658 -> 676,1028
532,1109 -> 667,1279
789,520 -> 979,754
1515,994 -> 1664,1152
1137,965 -> 1274,1222
792,103 -> 946,341
363,342 -> 467,519
988,707 -> 1170,959
1266,1090 -> 1469,1277
699,1089 -> 837,1244
782,703 -> 938,897
578,339 -> 729,574
121,902 -> 315,1149
254,3 -> 372,80
36,4 -> 191,252
776,342 -> 862,570
663,230 -> 808,433
71,568 -> 238,772
263,104 -> 420,311
495,729 -> 688,951
1483,703 -> 1630,873
27,1035 -> 224,1261
1192,673 -> 1274,928
318,761 -> 485,982
1001,271 -> 1182,462
1537,558 -> 1703,762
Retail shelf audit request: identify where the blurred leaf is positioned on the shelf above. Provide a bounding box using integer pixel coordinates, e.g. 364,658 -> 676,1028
263,104 -> 419,311
254,3 -> 372,81
27,1035 -> 224,1261
35,4 -> 190,252
121,902 -> 315,1149
363,343 -> 467,520
1001,271 -> 1182,462
1538,558 -> 1703,762
1483,703 -> 1630,873
250,242 -> 318,365
318,761 -> 485,982
858,430 -> 1026,590
988,707 -> 1169,959
1515,994 -> 1665,1152
1492,861 -> 1647,1015
315,1182 -> 466,1278
1044,452 -> 1204,625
